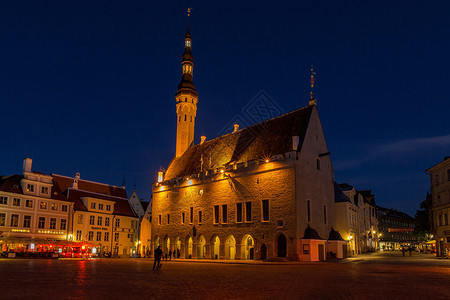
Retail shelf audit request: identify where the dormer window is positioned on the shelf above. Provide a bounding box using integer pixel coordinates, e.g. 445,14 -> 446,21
27,184 -> 35,192
41,186 -> 49,194
91,202 -> 96,209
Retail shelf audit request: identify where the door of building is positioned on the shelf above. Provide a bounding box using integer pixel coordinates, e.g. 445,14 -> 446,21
318,244 -> 324,261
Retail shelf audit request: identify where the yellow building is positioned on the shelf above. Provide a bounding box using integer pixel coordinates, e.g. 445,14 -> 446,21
53,174 -> 140,257
150,25 -> 340,261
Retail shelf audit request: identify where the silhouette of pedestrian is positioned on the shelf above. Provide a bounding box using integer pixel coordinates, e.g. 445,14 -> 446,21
401,248 -> 405,256
153,246 -> 162,270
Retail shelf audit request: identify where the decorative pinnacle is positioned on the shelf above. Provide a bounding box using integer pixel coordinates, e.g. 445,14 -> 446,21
187,7 -> 192,30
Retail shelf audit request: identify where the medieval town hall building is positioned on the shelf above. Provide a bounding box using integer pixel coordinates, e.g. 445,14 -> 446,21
150,25 -> 343,261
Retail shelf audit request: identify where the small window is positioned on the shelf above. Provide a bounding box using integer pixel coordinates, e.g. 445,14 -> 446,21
97,232 -> 102,241
0,213 -> 5,226
323,205 -> 327,225
114,232 -> 119,242
181,212 -> 185,224
104,232 -> 110,242
179,116 -> 181,122
97,216 -> 103,226
115,218 -> 121,227
60,219 -> 67,230
184,114 -> 187,121
77,214 -> 83,224
49,218 -> 57,229
0,196 -> 8,205
198,211 -> 202,223
106,204 -> 111,211
236,203 -> 243,223
105,217 -> 110,226
11,214 -> 19,227
222,205 -> 227,224
91,202 -> 96,209
190,207 -> 193,223
13,198 -> 21,207
89,216 -> 95,225
316,158 -> 320,170
262,200 -> 269,222
307,200 -> 311,223
51,203 -> 58,211
88,231 -> 94,241
41,186 -> 49,194
158,215 -> 161,225
38,217 -> 46,229
76,230 -> 82,241
98,203 -> 104,210
62,205 -> 68,212
27,184 -> 35,192
245,202 -> 252,222
214,205 -> 220,224
303,244 -> 310,254
167,214 -> 170,225
23,216 -> 32,228
40,202 -> 47,210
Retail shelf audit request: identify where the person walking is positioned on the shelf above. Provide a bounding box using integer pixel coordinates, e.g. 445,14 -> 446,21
153,246 -> 163,270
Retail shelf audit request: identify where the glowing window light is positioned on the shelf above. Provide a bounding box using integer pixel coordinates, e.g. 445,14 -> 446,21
160,186 -> 164,191
187,180 -> 193,185
157,171 -> 164,183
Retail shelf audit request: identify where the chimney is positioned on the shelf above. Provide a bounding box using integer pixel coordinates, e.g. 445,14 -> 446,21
72,172 -> 80,189
233,124 -> 239,132
200,136 -> 206,145
292,136 -> 299,151
23,158 -> 32,173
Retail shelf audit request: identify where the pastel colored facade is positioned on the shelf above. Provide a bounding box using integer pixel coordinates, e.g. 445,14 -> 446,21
426,157 -> 450,256
150,26 -> 339,261
140,199 -> 152,257
52,174 -> 140,257
0,159 -> 72,250
335,183 -> 378,255
128,190 -> 145,219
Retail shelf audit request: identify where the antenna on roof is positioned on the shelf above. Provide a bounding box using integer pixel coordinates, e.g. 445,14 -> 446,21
309,66 -> 317,106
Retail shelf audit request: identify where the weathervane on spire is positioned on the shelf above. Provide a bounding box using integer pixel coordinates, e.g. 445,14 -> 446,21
187,7 -> 192,30
309,66 -> 317,106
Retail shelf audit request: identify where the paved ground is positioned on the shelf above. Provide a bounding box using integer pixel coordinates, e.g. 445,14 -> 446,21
1,251 -> 450,299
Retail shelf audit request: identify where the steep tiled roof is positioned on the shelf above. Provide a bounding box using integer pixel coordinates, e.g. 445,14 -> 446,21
0,174 -> 68,201
338,183 -> 353,191
52,174 -> 127,198
65,188 -> 137,218
334,182 -> 351,203
165,105 -> 313,180
376,206 -> 413,220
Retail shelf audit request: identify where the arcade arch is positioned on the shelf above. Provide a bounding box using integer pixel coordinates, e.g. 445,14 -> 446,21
225,235 -> 236,260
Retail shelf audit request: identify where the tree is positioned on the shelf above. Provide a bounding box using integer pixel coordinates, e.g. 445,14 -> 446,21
414,193 -> 431,241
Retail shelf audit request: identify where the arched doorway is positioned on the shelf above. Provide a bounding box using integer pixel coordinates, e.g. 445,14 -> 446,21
211,235 -> 220,259
154,235 -> 160,252
260,243 -> 267,260
197,235 -> 206,259
185,236 -> 193,259
225,235 -> 236,260
277,234 -> 287,257
174,236 -> 181,259
241,234 -> 255,260
163,235 -> 170,254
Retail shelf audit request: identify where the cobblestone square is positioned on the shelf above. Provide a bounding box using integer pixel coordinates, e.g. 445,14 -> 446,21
1,252 -> 450,299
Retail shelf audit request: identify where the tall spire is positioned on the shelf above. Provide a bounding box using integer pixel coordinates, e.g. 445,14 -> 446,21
175,9 -> 198,158
309,66 -> 317,106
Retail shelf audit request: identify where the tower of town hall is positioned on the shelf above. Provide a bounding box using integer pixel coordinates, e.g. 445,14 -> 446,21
175,21 -> 198,158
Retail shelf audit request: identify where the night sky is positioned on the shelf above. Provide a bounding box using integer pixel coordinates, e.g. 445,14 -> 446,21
1,1 -> 449,216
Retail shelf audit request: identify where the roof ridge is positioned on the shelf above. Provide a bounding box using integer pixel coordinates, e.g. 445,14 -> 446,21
67,187 -> 128,201
189,104 -> 313,150
52,173 -> 125,190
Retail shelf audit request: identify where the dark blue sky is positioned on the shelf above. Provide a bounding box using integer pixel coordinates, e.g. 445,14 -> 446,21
1,1 -> 449,216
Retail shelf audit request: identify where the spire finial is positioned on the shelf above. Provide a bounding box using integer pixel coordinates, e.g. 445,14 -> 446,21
187,7 -> 192,31
309,66 -> 317,106
310,66 -> 316,100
